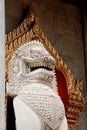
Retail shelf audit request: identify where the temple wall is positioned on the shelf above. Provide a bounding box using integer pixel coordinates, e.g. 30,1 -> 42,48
80,7 -> 87,130
84,7 -> 87,91
32,0 -> 87,129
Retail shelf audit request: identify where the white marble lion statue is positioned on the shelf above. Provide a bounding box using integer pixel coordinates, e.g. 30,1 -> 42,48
6,40 -> 68,130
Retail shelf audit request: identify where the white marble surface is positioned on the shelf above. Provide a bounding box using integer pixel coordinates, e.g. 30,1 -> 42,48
0,0 -> 5,130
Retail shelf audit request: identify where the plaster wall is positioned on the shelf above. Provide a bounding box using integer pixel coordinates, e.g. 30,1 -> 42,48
84,8 -> 87,89
79,7 -> 87,130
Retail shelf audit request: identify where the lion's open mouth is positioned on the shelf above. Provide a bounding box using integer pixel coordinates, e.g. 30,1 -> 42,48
25,62 -> 53,74
30,66 -> 53,72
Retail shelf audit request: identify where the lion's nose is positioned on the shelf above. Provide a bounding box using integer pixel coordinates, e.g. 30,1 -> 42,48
44,56 -> 49,62
44,56 -> 56,64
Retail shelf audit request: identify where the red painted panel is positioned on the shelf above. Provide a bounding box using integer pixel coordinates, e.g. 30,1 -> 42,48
55,68 -> 69,112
